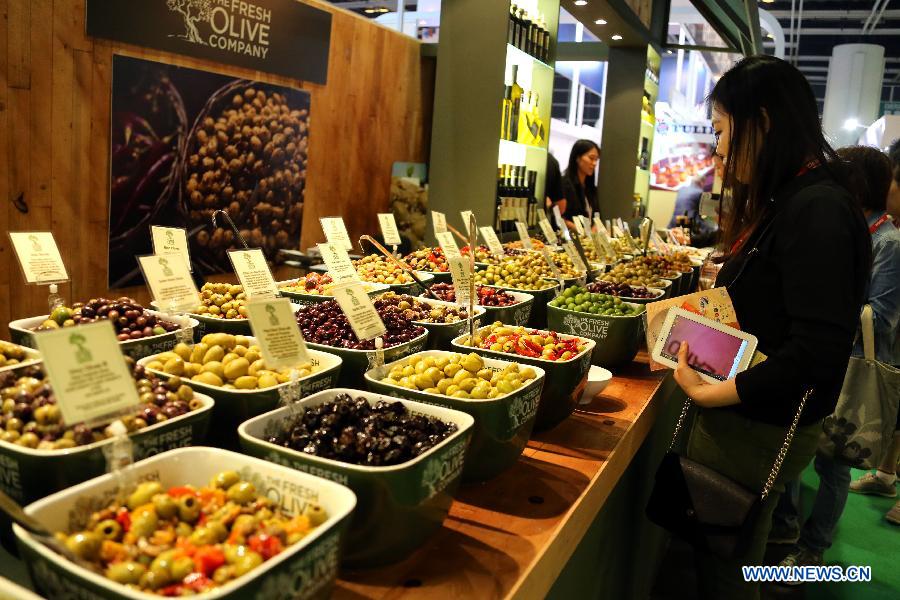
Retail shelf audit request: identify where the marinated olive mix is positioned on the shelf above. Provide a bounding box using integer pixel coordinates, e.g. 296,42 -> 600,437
0,360 -> 199,450
0,341 -> 29,368
549,287 -> 643,316
145,334 -> 319,390
601,263 -> 668,288
34,298 -> 179,341
267,393 -> 457,466
474,259 -> 558,290
586,280 -> 660,299
464,322 -> 588,361
195,283 -> 248,320
186,88 -> 307,263
403,247 -> 449,272
374,292 -> 469,323
353,255 -> 422,285
378,352 -> 537,399
460,245 -> 492,262
55,473 -> 326,595
294,300 -> 425,350
428,283 -> 520,307
279,273 -> 380,296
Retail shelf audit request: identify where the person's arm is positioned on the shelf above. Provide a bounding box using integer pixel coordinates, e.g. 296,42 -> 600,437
867,235 -> 900,355
733,190 -> 862,407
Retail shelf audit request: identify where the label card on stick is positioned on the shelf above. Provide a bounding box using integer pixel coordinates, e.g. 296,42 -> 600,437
436,231 -> 461,258
479,227 -> 505,258
35,320 -> 140,426
228,248 -> 278,300
245,298 -> 311,369
540,247 -> 564,279
318,242 -> 360,283
377,213 -> 402,246
572,217 -> 586,237
447,256 -> 472,307
137,254 -> 200,314
320,217 -> 353,251
9,231 -> 69,284
538,218 -> 558,246
515,222 -> 533,250
563,241 -> 588,274
150,226 -> 192,272
431,211 -> 448,235
460,211 -> 475,236
331,281 -> 387,341
552,205 -> 570,240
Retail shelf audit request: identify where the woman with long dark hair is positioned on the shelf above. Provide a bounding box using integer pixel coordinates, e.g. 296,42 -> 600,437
555,139 -> 600,228
669,56 -> 871,598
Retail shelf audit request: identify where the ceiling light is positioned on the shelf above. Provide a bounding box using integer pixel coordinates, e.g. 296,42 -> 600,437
843,118 -> 860,131
762,0 -> 775,3
666,50 -> 673,54
595,19 -> 607,25
766,32 -> 773,39
574,1 -> 588,6
611,34 -> 623,41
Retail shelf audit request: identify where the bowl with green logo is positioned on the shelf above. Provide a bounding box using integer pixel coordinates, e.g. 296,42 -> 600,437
238,389 -> 474,568
364,350 -> 545,481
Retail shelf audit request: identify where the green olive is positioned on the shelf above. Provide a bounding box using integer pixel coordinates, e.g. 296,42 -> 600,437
232,550 -> 264,577
177,495 -> 201,523
127,481 -> 164,510
206,520 -> 228,544
152,494 -> 178,520
212,564 -> 236,584
174,521 -> 193,538
65,531 -> 102,560
139,566 -> 171,590
189,526 -> 217,546
105,561 -> 146,585
93,519 -> 122,541
304,503 -> 328,526
226,481 -> 256,505
130,510 -> 159,539
150,550 -> 177,574
170,556 -> 195,582
211,470 -> 240,490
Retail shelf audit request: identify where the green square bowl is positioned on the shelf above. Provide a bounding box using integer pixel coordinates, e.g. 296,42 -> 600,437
0,393 -> 213,506
480,282 -> 559,328
13,447 -> 356,600
450,325 -> 595,431
138,346 -> 342,450
238,389 -> 474,568
363,350 -> 546,482
305,330 -> 429,389
420,289 -> 535,327
277,280 -> 391,307
404,297 -> 486,350
8,312 -> 200,361
546,302 -> 646,368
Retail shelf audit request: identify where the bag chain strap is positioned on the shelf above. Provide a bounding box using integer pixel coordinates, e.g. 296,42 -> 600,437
666,389 -> 813,501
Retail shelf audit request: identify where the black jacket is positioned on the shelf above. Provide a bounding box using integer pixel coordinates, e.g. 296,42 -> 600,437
716,168 -> 870,427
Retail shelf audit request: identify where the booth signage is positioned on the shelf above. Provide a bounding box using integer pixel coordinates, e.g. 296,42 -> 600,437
86,0 -> 332,84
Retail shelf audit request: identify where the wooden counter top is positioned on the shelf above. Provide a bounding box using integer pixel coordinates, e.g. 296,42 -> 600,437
335,356 -> 676,600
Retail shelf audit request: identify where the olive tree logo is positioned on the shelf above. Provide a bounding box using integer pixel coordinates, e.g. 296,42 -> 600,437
28,234 -> 42,252
166,0 -> 212,45
266,303 -> 279,326
158,257 -> 174,277
69,332 -> 92,364
243,252 -> 256,269
165,230 -> 176,247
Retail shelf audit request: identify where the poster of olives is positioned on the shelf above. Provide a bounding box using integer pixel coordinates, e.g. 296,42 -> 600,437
108,54 -> 310,288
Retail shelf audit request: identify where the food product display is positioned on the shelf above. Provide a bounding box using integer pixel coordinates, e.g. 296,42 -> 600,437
266,393 -> 457,465
378,352 -> 537,399
549,286 -> 644,316
144,334 -> 318,390
353,254 -> 415,284
0,341 -> 29,368
460,245 -> 493,262
279,273 -> 381,296
428,283 -> 520,307
0,360 -> 200,449
463,322 -> 587,361
295,300 -> 425,350
601,262 -> 668,288
54,473 -> 325,594
504,239 -> 545,250
403,247 -> 449,272
194,282 -> 249,319
374,292 -> 469,323
33,298 -> 179,341
186,87 -> 307,264
586,280 -> 660,299
474,259 -> 558,290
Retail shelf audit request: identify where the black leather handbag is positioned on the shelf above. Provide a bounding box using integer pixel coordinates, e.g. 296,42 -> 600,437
646,390 -> 811,558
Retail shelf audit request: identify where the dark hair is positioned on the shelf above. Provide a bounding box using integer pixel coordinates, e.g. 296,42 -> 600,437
888,138 -> 900,183
709,56 -> 840,251
563,139 -> 600,210
834,146 -> 892,213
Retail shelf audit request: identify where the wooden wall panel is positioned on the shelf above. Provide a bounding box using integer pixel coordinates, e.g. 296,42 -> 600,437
0,0 -> 433,336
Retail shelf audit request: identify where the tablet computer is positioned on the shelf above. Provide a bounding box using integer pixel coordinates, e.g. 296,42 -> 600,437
651,307 -> 758,384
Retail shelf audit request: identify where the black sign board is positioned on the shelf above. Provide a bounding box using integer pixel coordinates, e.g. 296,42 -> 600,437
86,0 -> 331,84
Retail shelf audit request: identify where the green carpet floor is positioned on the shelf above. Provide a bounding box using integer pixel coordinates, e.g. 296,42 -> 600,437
800,464 -> 900,600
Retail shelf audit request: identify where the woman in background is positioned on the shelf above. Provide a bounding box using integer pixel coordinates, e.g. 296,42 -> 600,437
557,139 -> 600,229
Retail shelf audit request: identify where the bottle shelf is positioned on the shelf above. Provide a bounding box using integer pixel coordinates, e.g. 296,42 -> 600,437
506,43 -> 554,74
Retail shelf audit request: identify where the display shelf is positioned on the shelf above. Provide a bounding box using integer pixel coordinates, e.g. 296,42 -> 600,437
507,42 -> 554,73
